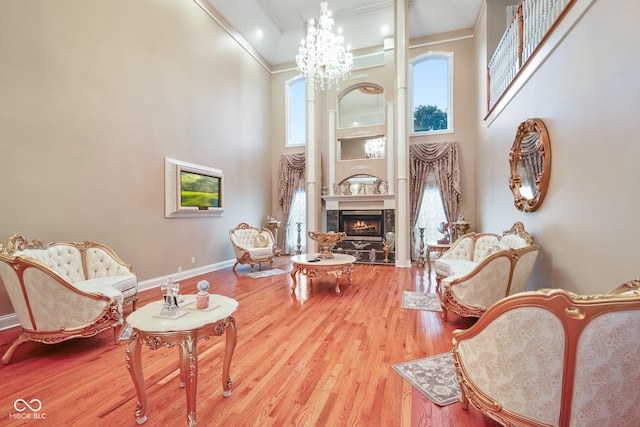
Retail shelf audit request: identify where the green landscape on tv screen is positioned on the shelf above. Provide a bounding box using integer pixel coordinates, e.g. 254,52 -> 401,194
180,171 -> 219,208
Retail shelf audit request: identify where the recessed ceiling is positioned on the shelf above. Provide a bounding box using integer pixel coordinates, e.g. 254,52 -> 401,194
205,0 -> 484,66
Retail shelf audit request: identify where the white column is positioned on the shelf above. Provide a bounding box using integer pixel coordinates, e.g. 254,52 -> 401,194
306,80 -> 317,251
395,0 -> 411,267
386,103 -> 395,195
328,110 -> 336,193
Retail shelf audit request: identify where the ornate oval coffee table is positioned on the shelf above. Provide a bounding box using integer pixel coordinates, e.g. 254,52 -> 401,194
290,253 -> 356,294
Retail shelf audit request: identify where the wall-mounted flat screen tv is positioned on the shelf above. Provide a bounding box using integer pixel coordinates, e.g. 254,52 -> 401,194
165,157 -> 224,218
180,170 -> 220,208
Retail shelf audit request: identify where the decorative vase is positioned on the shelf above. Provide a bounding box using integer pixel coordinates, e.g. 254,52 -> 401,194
308,231 -> 346,259
369,248 -> 376,263
383,246 -> 390,263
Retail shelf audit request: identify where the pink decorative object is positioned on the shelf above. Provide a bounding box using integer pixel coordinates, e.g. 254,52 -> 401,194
196,280 -> 210,309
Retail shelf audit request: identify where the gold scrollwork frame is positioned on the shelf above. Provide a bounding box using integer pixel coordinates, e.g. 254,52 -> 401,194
508,118 -> 551,212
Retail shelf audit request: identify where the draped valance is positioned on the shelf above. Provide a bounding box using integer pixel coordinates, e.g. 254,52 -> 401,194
278,153 -> 306,216
409,142 -> 461,258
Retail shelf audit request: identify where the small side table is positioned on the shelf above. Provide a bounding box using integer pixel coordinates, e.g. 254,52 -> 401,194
426,242 -> 451,277
125,294 -> 238,426
451,221 -> 470,243
267,217 -> 282,256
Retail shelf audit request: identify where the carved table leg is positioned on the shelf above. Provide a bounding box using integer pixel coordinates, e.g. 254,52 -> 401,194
125,334 -> 148,425
290,267 -> 299,293
179,346 -> 186,387
179,335 -> 199,427
333,271 -> 342,294
339,264 -> 354,293
221,316 -> 237,397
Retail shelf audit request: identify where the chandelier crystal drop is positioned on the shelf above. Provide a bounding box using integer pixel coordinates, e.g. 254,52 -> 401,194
295,1 -> 353,90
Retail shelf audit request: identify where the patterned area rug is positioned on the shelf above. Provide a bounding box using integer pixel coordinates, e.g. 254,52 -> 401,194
246,268 -> 288,279
401,291 -> 442,312
392,352 -> 462,406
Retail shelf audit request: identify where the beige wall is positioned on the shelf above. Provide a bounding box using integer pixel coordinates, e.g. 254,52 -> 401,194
0,0 -> 272,316
475,0 -> 640,293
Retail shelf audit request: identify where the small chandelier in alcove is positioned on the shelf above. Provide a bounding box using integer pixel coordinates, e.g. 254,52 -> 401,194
295,1 -> 353,90
364,137 -> 385,159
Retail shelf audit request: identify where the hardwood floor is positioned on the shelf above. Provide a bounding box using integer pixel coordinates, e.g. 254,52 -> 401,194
0,256 -> 500,427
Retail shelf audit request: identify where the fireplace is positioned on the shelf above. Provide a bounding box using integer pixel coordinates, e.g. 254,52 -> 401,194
339,210 -> 384,241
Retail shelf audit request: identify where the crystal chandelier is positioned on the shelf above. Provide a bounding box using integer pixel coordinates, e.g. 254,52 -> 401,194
295,1 -> 353,90
364,137 -> 386,159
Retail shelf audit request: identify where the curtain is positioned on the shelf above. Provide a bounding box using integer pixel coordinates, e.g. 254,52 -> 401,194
409,142 -> 461,258
278,153 -> 306,252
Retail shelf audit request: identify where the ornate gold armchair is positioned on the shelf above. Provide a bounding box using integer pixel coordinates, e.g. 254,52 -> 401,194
452,282 -> 640,426
0,234 -> 137,364
436,222 -> 539,321
229,223 -> 276,272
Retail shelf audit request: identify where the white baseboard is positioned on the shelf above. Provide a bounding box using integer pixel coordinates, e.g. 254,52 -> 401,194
0,314 -> 18,332
137,259 -> 235,292
0,259 -> 236,332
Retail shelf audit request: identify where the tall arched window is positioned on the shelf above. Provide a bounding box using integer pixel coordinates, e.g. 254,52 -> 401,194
286,77 -> 306,147
413,170 -> 447,259
410,52 -> 453,134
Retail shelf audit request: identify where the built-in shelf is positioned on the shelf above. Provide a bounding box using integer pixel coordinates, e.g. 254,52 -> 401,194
322,194 -> 394,202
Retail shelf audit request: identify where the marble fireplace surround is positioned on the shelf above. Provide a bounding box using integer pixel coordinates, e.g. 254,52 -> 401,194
324,194 -> 395,260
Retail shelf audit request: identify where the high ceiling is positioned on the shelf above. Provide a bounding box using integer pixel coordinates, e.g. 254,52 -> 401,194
205,0 -> 484,66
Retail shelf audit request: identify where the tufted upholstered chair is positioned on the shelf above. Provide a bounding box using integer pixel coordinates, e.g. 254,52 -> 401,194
229,223 -> 276,272
435,222 -> 539,321
452,283 -> 640,426
0,234 -> 138,364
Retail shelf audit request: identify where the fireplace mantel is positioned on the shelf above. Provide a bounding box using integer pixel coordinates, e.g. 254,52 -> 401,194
322,194 -> 395,211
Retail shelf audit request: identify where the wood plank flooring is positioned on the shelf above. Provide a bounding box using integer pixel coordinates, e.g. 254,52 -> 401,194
0,256 -> 500,427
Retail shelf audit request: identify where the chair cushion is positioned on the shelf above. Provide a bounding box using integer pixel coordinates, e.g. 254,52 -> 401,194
74,278 -> 126,305
490,243 -> 508,254
248,247 -> 273,259
435,258 -> 477,277
253,232 -> 270,248
500,233 -> 527,249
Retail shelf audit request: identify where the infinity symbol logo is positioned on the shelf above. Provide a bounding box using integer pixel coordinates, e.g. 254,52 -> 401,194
14,398 -> 43,412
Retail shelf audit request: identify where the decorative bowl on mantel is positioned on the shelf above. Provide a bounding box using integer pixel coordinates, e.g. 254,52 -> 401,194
308,231 -> 347,259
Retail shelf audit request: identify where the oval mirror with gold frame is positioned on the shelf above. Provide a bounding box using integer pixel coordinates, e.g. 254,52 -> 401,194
508,118 -> 551,212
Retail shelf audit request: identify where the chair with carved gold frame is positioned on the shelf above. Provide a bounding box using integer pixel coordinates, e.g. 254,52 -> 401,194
436,222 -> 539,321
229,223 -> 276,272
0,234 -> 137,364
452,282 -> 640,426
